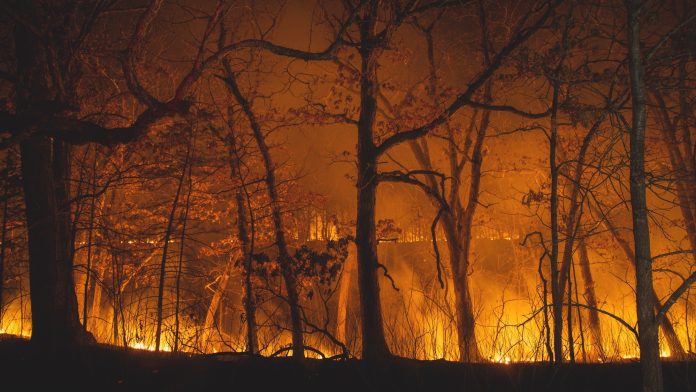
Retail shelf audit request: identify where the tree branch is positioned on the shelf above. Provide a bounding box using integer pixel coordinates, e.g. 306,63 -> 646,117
378,169 -> 449,210
375,0 -> 561,156
0,100 -> 190,146
656,271 -> 696,323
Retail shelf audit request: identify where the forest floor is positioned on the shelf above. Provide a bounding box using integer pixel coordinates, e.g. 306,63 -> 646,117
0,335 -> 694,391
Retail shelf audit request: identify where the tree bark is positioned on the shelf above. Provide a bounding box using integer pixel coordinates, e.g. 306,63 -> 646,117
443,225 -> 481,362
354,3 -> 391,360
626,1 -> 664,390
15,20 -> 92,352
21,138 -> 90,350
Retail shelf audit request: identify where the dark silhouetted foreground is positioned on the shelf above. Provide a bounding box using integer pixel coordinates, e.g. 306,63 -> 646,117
0,336 -> 693,391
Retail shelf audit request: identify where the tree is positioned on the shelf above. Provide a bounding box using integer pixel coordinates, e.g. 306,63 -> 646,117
626,0 -> 663,390
0,0 -> 341,352
350,0 -> 560,360
2,0 -> 186,351
403,5 -> 495,362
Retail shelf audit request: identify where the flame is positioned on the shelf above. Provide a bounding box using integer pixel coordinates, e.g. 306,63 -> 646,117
0,237 -> 691,364
493,355 -> 511,364
128,341 -> 172,352
0,291 -> 690,362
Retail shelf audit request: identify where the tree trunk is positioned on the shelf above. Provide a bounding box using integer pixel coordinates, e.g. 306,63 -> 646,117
555,118 -> 606,363
223,103 -> 258,354
354,5 -> 391,359
549,76 -> 563,363
154,146 -> 189,352
406,24 -> 489,362
454,90 -> 490,363
15,22 -> 91,352
236,189 -> 258,354
89,262 -> 104,333
444,226 -> 481,362
598,205 -> 686,357
174,155 -> 192,353
577,241 -> 605,361
335,242 -> 356,344
222,73 -> 305,358
20,138 -> 92,350
82,153 -> 98,327
201,255 -> 232,352
557,117 -> 605,300
626,1 -> 663,390
356,157 -> 390,360
0,157 -> 9,327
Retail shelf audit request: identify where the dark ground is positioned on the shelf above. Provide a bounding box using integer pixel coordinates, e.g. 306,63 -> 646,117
0,336 -> 694,391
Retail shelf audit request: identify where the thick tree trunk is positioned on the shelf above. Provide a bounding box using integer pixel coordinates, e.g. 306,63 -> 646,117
356,159 -> 390,359
21,138 -> 91,350
354,5 -> 391,359
626,1 -> 663,391
454,94 -> 490,363
15,21 -> 92,352
452,272 -> 479,361
444,226 -> 481,362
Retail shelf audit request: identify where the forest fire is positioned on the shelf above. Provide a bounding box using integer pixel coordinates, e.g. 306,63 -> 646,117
0,235 -> 690,364
0,0 -> 695,391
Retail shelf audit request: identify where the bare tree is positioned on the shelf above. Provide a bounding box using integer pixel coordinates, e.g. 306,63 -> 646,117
626,1 -> 663,390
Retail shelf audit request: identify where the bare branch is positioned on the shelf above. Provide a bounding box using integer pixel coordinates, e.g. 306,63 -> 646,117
656,271 -> 696,323
122,0 -> 164,108
375,0 -> 561,156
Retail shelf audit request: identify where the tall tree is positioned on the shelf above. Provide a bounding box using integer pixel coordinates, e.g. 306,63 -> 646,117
626,0 -> 663,390
359,0 -> 560,360
222,70 -> 306,358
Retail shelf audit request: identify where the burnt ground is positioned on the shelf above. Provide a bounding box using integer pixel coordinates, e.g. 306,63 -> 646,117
0,336 -> 693,392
